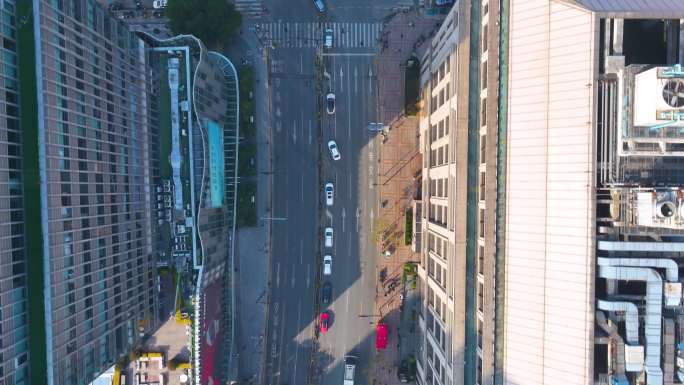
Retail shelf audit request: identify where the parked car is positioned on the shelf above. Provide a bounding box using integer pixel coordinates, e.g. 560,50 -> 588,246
328,140 -> 341,160
322,282 -> 332,303
376,323 -> 388,350
325,183 -> 334,206
319,311 -> 330,334
313,0 -> 325,12
326,93 -> 336,114
324,227 -> 334,247
324,28 -> 334,49
323,255 -> 332,275
153,0 -> 168,8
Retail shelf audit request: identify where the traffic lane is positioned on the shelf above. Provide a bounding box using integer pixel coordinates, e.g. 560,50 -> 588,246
277,79 -> 319,385
267,67 -> 319,385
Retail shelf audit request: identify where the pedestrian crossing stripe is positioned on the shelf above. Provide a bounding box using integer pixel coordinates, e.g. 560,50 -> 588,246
233,0 -> 263,18
253,21 -> 384,49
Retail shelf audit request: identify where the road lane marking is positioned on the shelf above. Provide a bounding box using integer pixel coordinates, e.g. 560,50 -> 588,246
300,239 -> 303,264
308,119 -> 312,145
339,66 -> 344,93
307,264 -> 311,287
354,66 -> 358,94
300,52 -> 303,74
292,119 -> 297,143
347,58 -> 351,143
341,207 -> 346,232
276,262 -> 280,287
291,266 -> 295,288
292,301 -> 302,385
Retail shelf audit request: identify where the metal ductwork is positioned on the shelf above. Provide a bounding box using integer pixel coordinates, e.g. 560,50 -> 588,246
597,256 -> 679,281
597,300 -> 640,345
598,262 -> 664,385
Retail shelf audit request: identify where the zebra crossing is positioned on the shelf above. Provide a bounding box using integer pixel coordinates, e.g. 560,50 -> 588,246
233,0 -> 263,18
253,22 -> 384,49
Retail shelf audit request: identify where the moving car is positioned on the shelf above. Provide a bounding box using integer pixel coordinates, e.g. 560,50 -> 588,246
153,0 -> 167,8
325,183 -> 334,206
322,282 -> 332,303
313,0 -> 325,12
324,227 -> 334,247
323,255 -> 332,275
375,323 -> 388,350
326,93 -> 336,114
344,355 -> 357,385
328,140 -> 341,160
324,28 -> 334,49
319,311 -> 330,334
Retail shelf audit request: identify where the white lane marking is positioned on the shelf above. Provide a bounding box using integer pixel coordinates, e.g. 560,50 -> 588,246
339,66 -> 344,93
300,52 -> 303,74
291,266 -> 295,288
292,301 -> 302,385
292,119 -> 297,143
354,66 -> 358,94
276,262 -> 281,287
341,207 -> 346,232
300,239 -> 303,264
306,264 -> 311,287
326,209 -> 333,224
356,208 -> 360,233
347,58 -> 351,142
300,173 -> 304,202
308,119 -> 312,145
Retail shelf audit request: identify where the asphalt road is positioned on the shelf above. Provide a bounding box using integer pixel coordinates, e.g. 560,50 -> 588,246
255,1 -> 400,384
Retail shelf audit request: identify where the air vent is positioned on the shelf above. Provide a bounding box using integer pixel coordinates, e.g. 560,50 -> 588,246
662,79 -> 684,108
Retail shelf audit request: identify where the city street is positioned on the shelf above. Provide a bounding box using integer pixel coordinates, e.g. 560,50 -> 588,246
248,1 -> 406,384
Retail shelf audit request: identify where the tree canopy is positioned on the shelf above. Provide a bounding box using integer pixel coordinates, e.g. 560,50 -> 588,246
166,0 -> 243,48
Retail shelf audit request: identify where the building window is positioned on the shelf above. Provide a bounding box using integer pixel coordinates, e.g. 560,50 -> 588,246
481,98 -> 487,127
478,245 -> 484,276
482,24 -> 488,54
477,282 -> 484,313
481,60 -> 487,90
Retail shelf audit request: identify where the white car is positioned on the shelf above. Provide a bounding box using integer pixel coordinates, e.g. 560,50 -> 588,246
323,255 -> 332,275
152,0 -> 167,8
327,140 -> 341,160
325,183 -> 334,206
324,28 -> 334,49
326,93 -> 336,115
324,227 -> 334,248
313,0 -> 325,12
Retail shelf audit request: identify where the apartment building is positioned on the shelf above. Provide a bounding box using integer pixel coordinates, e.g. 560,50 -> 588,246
2,0 -> 238,384
417,1 -> 684,385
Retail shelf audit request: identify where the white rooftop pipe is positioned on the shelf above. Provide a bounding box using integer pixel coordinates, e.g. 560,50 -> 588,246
597,299 -> 639,345
598,263 -> 664,385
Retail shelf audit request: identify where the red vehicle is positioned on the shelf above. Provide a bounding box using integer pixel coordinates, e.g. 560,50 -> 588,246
320,311 -> 330,334
376,323 -> 388,350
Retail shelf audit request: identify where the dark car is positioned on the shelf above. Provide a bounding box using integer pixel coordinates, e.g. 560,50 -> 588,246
322,282 -> 332,303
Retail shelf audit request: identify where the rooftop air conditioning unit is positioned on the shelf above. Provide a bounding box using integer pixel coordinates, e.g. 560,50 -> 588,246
633,66 -> 684,128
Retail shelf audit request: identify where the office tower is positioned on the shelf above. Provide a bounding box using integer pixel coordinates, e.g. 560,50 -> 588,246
3,0 -> 238,384
416,1 -> 684,385
0,0 -> 31,384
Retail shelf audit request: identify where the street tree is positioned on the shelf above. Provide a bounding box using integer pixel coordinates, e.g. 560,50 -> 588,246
166,0 -> 243,49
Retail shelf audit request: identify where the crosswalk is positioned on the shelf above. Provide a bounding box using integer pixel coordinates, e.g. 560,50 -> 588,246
233,0 -> 263,18
253,22 -> 384,49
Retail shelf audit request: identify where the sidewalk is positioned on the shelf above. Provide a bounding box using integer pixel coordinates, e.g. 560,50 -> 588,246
225,29 -> 273,385
377,8 -> 443,123
370,116 -> 422,385
370,8 -> 442,385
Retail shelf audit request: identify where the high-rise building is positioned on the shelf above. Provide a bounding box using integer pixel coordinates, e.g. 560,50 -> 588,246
1,0 -> 238,384
416,2 -> 684,385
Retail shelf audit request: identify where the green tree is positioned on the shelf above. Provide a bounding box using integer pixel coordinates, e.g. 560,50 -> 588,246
166,0 -> 243,49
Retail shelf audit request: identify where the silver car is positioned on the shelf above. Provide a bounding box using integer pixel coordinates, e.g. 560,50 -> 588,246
313,0 -> 325,12
324,227 -> 334,248
325,183 -> 334,206
328,140 -> 341,160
